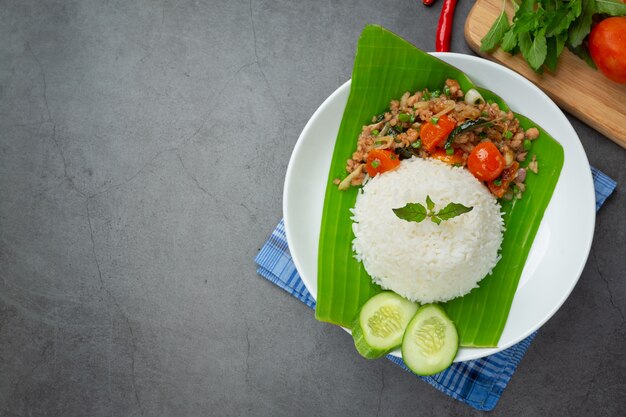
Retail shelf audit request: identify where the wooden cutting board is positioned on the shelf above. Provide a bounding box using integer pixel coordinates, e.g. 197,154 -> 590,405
465,0 -> 626,149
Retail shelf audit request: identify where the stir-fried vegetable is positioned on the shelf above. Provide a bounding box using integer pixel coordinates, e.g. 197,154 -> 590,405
419,114 -> 457,151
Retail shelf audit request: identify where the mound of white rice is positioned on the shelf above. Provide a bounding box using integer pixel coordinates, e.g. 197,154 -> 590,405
351,158 -> 504,303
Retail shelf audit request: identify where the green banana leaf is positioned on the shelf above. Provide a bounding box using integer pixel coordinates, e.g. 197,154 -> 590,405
316,25 -> 564,347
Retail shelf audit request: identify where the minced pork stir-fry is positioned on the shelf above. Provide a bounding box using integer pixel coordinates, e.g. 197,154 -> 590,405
335,79 -> 539,199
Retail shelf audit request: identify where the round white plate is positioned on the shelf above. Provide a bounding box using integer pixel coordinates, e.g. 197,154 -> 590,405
283,53 -> 595,362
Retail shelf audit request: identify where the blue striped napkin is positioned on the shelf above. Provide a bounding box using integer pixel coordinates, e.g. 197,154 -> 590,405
255,167 -> 615,411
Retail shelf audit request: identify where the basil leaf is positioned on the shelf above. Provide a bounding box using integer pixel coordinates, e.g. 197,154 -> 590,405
393,203 -> 427,223
568,0 -> 596,47
519,29 -> 547,71
596,0 -> 626,16
481,9 -> 510,52
444,118 -> 492,149
513,12 -> 542,35
426,195 -> 435,211
518,0 -> 537,14
545,4 -> 578,37
501,27 -> 518,52
436,203 -> 474,221
545,37 -> 557,72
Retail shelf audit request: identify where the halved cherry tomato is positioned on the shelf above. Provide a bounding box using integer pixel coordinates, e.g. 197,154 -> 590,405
430,148 -> 465,166
419,114 -> 457,151
467,142 -> 505,182
365,149 -> 401,177
487,161 -> 519,198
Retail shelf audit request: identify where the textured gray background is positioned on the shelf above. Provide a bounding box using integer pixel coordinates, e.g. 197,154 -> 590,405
0,0 -> 624,416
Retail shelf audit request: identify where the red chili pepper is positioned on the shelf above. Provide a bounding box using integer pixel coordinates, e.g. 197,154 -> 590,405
423,0 -> 437,6
435,0 -> 458,52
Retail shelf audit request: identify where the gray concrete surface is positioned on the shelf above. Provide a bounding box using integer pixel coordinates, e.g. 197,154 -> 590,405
0,0 -> 624,415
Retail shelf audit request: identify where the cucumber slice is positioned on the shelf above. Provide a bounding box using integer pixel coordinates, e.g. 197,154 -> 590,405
352,292 -> 419,359
401,304 -> 458,376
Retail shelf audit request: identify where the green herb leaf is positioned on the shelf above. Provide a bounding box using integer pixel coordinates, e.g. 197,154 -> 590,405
501,27 -> 518,52
513,12 -> 542,35
518,29 -> 547,71
568,0 -> 596,47
444,118 -> 492,149
436,202 -> 474,221
481,8 -> 510,52
544,36 -> 559,72
394,197 -> 473,224
545,3 -> 579,37
518,0 -> 537,14
393,203 -> 427,223
596,0 -> 626,16
426,195 -> 435,211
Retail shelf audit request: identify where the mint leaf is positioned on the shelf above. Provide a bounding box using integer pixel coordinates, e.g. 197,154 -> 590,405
568,0 -> 596,47
426,195 -> 435,211
519,29 -> 547,71
430,216 -> 442,225
436,202 -> 474,220
393,203 -> 427,223
596,0 -> 626,16
481,8 -> 510,52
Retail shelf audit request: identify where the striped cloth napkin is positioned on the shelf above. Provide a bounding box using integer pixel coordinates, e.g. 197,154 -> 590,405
255,167 -> 615,411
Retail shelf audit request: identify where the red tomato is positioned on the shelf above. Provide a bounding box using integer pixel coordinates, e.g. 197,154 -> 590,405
430,148 -> 465,166
467,142 -> 505,182
589,17 -> 626,84
487,161 -> 519,198
365,149 -> 400,177
419,115 -> 457,151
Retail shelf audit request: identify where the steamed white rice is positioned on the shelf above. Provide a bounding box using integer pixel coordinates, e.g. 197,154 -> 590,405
351,158 -> 504,303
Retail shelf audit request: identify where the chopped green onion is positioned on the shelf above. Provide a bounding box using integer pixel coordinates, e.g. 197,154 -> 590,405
493,178 -> 502,186
371,129 -> 379,136
422,91 -> 430,101
446,147 -> 454,155
398,113 -> 411,122
410,114 -> 416,123
504,130 -> 513,139
443,85 -> 451,96
523,139 -> 532,150
431,117 -> 439,124
411,140 -> 422,149
371,160 -> 380,168
431,89 -> 441,98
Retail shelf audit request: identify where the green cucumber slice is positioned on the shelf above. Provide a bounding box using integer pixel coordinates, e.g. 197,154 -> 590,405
401,304 -> 459,375
352,292 -> 419,359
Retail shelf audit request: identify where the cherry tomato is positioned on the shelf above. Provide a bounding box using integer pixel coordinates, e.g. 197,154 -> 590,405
589,17 -> 626,84
419,114 -> 457,151
365,149 -> 400,177
467,142 -> 505,182
430,148 -> 465,166
487,161 -> 519,198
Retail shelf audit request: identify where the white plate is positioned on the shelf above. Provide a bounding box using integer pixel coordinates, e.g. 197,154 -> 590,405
283,53 -> 595,362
